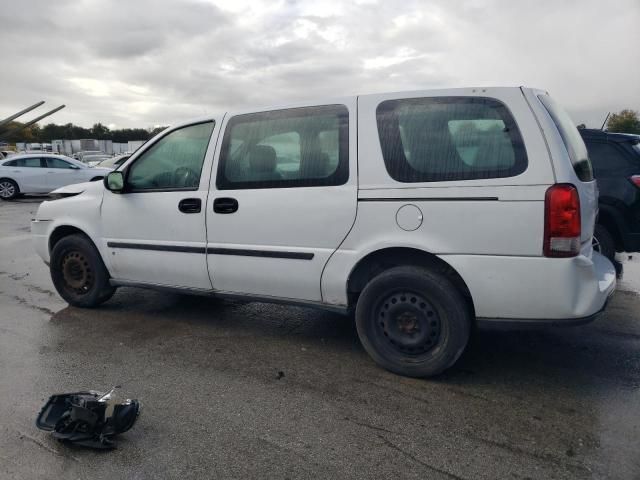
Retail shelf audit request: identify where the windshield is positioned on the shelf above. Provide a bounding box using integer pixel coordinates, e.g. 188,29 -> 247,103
538,94 -> 594,182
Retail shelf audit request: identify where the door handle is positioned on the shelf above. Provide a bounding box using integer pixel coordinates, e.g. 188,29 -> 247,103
213,197 -> 238,214
178,198 -> 202,214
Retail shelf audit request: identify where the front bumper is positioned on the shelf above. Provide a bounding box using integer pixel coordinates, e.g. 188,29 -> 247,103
31,218 -> 52,264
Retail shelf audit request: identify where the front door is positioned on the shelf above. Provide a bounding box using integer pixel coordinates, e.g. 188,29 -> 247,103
44,156 -> 86,189
205,102 -> 357,302
11,157 -> 48,192
101,120 -> 220,290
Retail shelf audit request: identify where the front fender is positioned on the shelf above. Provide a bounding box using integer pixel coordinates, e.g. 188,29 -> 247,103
31,183 -> 107,268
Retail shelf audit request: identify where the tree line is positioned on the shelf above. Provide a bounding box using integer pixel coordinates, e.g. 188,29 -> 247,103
0,121 -> 168,144
605,110 -> 640,134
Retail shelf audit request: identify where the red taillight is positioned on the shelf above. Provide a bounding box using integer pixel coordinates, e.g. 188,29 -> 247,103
544,184 -> 581,258
630,175 -> 640,188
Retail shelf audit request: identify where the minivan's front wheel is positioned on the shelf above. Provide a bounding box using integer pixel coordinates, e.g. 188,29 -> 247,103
355,266 -> 470,377
50,234 -> 116,307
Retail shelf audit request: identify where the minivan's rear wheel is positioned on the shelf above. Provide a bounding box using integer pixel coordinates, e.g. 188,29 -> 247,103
0,179 -> 19,200
50,234 -> 116,307
355,266 -> 470,377
593,224 -> 615,261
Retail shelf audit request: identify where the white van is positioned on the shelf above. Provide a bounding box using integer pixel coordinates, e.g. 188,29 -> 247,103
32,87 -> 616,377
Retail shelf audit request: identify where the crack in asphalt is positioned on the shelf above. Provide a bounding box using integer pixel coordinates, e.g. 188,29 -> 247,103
22,283 -> 58,298
351,378 -> 433,408
344,417 -> 400,435
17,430 -> 80,463
377,434 -> 467,480
465,433 -> 593,476
0,292 -> 56,317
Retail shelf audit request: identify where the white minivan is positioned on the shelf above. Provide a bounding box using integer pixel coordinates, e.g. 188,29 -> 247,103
32,87 -> 616,377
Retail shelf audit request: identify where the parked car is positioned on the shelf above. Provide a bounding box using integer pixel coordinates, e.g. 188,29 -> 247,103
84,154 -> 113,167
0,154 -> 111,200
97,155 -> 130,170
73,150 -> 104,162
579,128 -> 640,260
0,150 -> 16,159
32,87 -> 616,377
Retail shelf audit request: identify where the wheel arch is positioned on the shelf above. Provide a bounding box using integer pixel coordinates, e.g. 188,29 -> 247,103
49,224 -> 95,254
346,247 -> 475,316
0,176 -> 20,191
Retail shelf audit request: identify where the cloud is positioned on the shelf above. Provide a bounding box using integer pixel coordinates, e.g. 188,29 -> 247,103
0,0 -> 638,129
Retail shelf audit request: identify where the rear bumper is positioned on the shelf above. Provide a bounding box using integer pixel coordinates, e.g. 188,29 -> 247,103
477,293 -> 613,328
441,251 -> 617,323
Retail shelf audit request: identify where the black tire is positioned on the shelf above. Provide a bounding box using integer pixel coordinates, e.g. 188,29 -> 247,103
0,178 -> 19,200
50,234 -> 116,307
355,266 -> 471,378
593,224 -> 616,261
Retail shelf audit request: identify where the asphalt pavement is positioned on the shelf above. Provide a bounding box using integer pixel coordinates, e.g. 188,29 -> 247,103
1,198 -> 639,479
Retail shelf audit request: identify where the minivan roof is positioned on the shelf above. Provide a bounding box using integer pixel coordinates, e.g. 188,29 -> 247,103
167,86 -> 545,132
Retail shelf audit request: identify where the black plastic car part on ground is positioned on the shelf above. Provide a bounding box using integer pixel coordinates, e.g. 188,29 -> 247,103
36,389 -> 140,449
580,128 -> 640,259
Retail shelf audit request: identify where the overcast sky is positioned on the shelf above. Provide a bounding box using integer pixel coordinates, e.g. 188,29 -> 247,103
1,0 -> 638,130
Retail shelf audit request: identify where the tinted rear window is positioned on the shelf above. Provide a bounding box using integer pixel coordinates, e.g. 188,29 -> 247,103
217,105 -> 349,190
585,141 -> 630,175
538,95 -> 593,182
4,158 -> 42,167
376,97 -> 527,182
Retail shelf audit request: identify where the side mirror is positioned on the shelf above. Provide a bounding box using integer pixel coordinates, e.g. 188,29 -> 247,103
69,165 -> 80,170
104,171 -> 124,193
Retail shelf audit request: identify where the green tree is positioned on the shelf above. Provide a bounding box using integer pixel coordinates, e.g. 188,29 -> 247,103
148,125 -> 169,137
91,122 -> 110,139
607,109 -> 640,134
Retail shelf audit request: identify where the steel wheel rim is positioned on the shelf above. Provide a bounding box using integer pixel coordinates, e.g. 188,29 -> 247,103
0,181 -> 15,198
374,291 -> 442,356
61,251 -> 94,294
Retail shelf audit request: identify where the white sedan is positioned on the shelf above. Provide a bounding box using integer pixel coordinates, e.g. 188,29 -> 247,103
0,154 -> 112,200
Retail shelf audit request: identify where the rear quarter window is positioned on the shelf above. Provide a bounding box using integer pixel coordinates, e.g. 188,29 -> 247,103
538,95 -> 593,182
6,158 -> 42,167
376,96 -> 527,182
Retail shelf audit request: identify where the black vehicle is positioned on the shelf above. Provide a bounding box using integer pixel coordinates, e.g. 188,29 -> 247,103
579,128 -> 640,260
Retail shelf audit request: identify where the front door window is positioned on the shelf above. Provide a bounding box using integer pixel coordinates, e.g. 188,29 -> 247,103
127,122 -> 215,191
